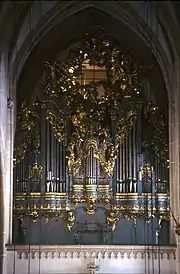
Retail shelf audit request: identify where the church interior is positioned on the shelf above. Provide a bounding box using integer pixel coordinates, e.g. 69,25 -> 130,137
0,1 -> 180,274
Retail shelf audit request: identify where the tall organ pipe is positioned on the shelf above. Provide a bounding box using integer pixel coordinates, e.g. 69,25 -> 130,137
119,143 -> 122,182
49,123 -> 52,178
63,141 -> 67,193
46,121 -> 50,179
51,126 -> 54,178
133,123 -> 136,180
20,158 -> 22,192
122,141 -> 126,191
90,147 -> 93,183
129,130 -> 132,192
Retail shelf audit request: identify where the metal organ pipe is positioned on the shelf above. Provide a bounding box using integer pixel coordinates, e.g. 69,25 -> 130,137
20,158 -> 22,192
90,147 -> 93,184
22,156 -> 25,192
62,142 -> 64,192
116,145 -> 119,193
63,141 -> 66,193
129,130 -> 132,193
56,141 -> 60,192
126,137 -> 129,184
133,123 -> 137,192
51,124 -> 54,189
60,142 -> 63,192
133,123 -> 136,180
119,143 -> 123,192
122,141 -> 125,192
46,120 -> 50,179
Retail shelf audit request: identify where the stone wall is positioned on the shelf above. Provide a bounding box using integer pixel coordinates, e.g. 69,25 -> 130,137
6,245 -> 176,274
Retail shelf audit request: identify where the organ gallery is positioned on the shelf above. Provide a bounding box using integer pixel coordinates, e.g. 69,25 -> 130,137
13,28 -> 169,245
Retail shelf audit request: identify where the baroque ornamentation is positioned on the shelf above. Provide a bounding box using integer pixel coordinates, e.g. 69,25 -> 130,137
141,164 -> 153,178
106,211 -> 119,231
46,110 -> 65,141
63,211 -> 75,231
13,28 -> 169,231
29,163 -> 42,181
67,139 -> 116,177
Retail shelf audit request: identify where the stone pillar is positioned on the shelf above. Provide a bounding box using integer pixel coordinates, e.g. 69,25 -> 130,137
169,103 -> 176,245
0,50 -> 15,274
0,53 -> 9,274
0,165 -> 5,274
5,101 -> 14,245
170,61 -> 180,274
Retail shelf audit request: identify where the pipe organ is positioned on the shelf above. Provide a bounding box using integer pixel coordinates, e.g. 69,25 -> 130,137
13,28 -> 170,245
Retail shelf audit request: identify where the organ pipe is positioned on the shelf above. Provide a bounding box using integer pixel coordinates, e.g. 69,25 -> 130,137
126,137 -> 129,180
122,141 -> 125,182
119,143 -> 122,182
13,99 -> 168,197
133,123 -> 136,180
46,120 -> 50,179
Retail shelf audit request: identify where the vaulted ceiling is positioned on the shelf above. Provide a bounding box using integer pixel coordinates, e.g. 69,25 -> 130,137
1,1 -> 179,112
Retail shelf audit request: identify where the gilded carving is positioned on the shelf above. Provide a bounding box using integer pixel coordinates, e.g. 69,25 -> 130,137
29,163 -> 42,181
86,198 -> 96,215
107,211 -> 119,231
46,110 -> 65,141
141,164 -> 153,178
67,139 -> 116,177
63,211 -> 75,231
17,101 -> 40,132
66,143 -> 82,175
13,28 -> 169,226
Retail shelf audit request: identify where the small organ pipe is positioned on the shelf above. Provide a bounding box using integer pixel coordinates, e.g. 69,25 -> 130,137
126,137 -> 129,180
129,130 -> 132,192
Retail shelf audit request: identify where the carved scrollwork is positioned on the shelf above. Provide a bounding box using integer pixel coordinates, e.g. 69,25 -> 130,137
17,101 -> 40,132
66,143 -> 82,175
99,143 -> 116,177
46,110 -> 65,141
67,139 -> 116,177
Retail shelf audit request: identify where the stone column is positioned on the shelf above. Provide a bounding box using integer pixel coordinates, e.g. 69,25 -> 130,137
0,53 -> 10,274
0,165 -> 5,274
169,103 -> 176,245
5,100 -> 14,245
171,61 -> 180,274
0,101 -> 14,274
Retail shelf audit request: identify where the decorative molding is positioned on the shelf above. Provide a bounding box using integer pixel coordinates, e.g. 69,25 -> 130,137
6,245 -> 176,260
